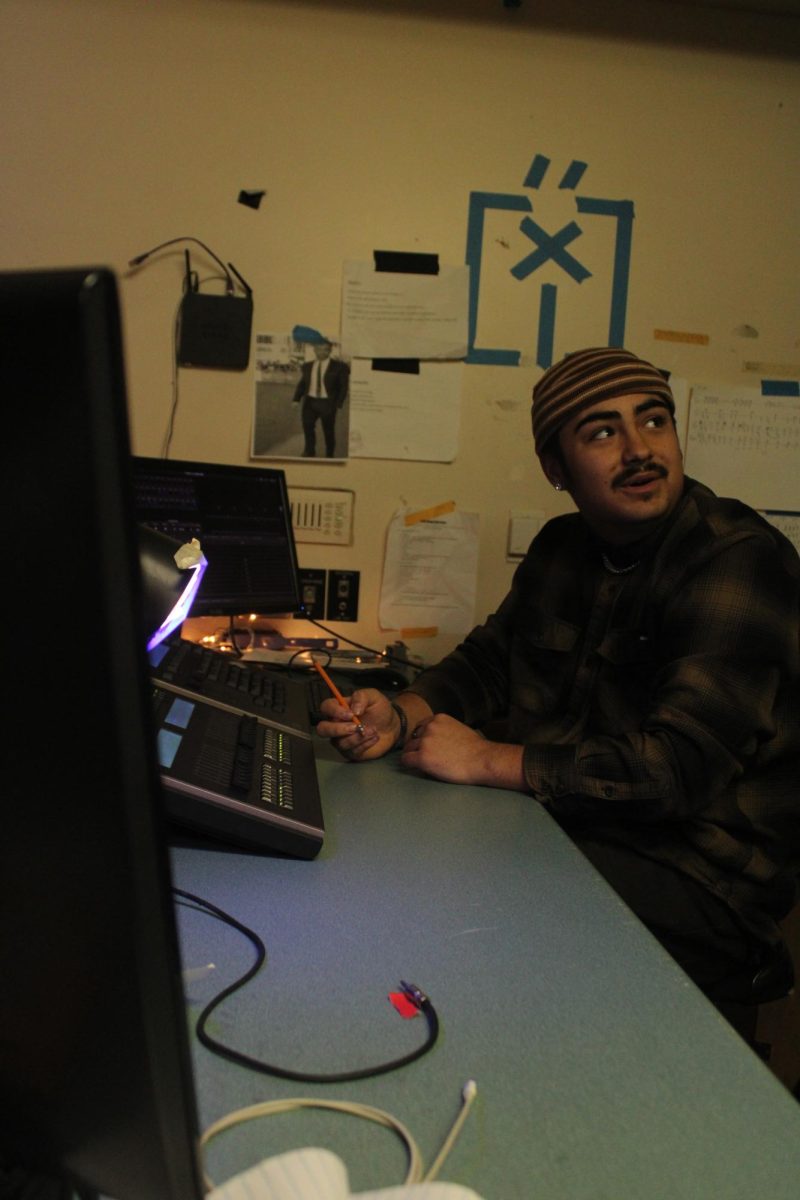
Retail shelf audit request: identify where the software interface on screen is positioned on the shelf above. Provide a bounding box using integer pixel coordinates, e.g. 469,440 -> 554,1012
132,457 -> 301,617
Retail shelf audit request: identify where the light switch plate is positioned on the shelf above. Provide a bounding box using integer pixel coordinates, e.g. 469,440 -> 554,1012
507,510 -> 545,559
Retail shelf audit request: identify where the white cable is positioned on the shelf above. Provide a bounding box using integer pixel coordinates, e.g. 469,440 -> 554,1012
200,1097 -> 423,1192
424,1079 -> 478,1182
200,1081 -> 477,1194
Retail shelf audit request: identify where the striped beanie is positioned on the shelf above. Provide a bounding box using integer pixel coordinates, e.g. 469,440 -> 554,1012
531,347 -> 674,456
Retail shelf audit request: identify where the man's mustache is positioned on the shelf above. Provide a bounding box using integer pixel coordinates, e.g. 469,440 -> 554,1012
613,462 -> 668,488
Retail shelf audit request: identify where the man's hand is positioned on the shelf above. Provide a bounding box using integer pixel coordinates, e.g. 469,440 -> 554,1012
315,688 -> 400,760
401,713 -> 526,790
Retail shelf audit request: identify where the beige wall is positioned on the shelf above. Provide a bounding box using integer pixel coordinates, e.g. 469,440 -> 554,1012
3,0 -> 799,661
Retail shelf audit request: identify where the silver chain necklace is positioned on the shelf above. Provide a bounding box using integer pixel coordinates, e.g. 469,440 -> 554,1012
601,553 -> 641,575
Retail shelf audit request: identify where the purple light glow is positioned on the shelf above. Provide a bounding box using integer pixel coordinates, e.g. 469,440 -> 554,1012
146,555 -> 208,652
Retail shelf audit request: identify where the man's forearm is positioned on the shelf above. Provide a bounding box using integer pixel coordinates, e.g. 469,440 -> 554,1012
397,705 -> 529,793
476,741 -> 527,792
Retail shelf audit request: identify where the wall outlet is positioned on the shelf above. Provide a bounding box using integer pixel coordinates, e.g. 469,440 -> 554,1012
326,570 -> 359,622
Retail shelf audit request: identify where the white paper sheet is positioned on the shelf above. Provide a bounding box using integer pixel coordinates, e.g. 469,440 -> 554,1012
668,375 -> 689,450
209,1147 -> 484,1200
379,506 -> 479,634
684,383 -> 800,509
760,509 -> 800,556
341,261 -> 469,360
348,361 -> 462,461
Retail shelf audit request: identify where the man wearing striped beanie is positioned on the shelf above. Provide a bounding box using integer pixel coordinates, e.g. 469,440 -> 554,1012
318,346 -> 800,1042
531,346 -> 683,554
532,345 -> 675,454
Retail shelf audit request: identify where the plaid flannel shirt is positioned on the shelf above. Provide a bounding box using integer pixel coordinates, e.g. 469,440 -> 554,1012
409,478 -> 800,939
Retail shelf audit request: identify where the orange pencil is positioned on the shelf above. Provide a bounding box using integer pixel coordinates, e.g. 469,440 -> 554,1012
313,660 -> 365,734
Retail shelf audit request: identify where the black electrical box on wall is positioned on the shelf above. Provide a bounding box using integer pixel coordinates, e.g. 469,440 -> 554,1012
326,570 -> 359,622
177,291 -> 253,370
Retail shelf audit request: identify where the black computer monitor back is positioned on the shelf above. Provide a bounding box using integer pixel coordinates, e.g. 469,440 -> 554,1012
0,268 -> 203,1200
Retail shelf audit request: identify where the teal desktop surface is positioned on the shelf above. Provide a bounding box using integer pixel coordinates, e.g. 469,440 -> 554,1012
171,748 -> 800,1198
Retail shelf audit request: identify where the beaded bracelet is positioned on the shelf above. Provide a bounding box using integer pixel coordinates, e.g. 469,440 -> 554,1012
390,701 -> 408,750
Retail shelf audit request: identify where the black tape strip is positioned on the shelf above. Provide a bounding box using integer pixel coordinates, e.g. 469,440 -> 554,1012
373,250 -> 439,275
371,359 -> 420,374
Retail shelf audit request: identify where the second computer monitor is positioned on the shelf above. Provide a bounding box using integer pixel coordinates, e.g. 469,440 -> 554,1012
132,456 -> 301,618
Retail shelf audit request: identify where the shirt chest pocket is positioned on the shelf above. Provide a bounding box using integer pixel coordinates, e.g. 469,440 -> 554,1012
594,629 -> 655,671
511,618 -> 580,713
523,617 -> 581,656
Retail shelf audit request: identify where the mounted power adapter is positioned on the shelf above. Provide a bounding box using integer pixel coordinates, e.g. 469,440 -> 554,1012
177,291 -> 253,370
128,238 -> 253,370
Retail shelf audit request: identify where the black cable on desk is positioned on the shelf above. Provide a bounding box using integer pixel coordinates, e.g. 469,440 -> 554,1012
304,618 -> 425,676
174,888 -> 439,1083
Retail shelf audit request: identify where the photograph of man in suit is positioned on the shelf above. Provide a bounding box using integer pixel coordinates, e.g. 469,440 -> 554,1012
292,338 -> 350,458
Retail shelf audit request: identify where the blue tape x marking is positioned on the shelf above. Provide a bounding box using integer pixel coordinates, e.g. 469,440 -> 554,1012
512,217 -> 591,284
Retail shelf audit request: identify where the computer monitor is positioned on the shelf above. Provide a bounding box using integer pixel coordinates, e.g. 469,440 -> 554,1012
131,456 -> 301,618
0,267 -> 204,1200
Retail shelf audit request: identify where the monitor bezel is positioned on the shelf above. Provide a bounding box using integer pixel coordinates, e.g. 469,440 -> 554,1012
0,266 -> 204,1200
